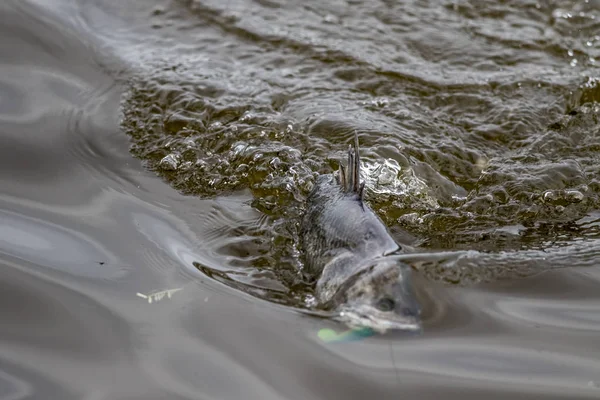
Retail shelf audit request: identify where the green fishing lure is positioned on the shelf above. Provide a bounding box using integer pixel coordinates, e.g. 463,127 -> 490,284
317,326 -> 376,343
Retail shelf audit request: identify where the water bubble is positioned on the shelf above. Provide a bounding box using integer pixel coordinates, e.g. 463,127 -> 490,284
235,164 -> 249,174
180,161 -> 193,171
399,212 -> 423,225
543,190 -> 557,202
231,142 -> 248,157
270,157 -> 282,169
565,190 -> 584,202
210,121 -> 223,130
240,112 -> 254,122
217,158 -> 230,169
553,9 -> 572,19
159,154 -> 179,171
371,98 -> 389,107
361,158 -> 440,211
304,295 -> 317,308
376,164 -> 397,186
323,14 -> 338,24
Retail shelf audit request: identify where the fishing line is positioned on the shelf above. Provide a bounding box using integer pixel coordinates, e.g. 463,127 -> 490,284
389,340 -> 401,386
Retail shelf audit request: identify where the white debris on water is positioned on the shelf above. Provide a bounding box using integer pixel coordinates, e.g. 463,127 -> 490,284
136,288 -> 183,304
475,156 -> 488,173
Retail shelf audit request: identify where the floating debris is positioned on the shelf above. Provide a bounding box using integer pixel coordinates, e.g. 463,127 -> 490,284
136,288 -> 183,304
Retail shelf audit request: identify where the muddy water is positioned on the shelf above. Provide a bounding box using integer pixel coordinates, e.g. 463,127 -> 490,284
1,0 -> 600,399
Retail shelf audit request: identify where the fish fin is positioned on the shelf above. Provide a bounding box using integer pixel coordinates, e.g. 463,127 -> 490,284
353,132 -> 361,193
338,164 -> 347,189
339,132 -> 363,194
346,144 -> 354,192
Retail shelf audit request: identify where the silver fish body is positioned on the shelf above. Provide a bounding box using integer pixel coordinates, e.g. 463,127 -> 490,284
300,135 -> 421,333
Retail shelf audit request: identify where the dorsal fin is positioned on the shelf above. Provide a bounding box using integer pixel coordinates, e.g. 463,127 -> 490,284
358,181 -> 365,199
346,144 -> 355,191
337,132 -> 363,199
353,132 -> 360,193
338,164 -> 346,188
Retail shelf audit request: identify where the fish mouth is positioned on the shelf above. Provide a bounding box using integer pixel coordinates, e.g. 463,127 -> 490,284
337,306 -> 422,334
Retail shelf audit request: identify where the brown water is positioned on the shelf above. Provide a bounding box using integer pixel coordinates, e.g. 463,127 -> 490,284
1,0 -> 600,399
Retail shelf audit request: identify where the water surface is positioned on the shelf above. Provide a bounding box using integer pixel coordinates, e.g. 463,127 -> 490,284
1,0 -> 600,399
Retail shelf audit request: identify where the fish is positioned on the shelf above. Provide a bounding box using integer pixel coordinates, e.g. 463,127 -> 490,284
300,133 -> 421,333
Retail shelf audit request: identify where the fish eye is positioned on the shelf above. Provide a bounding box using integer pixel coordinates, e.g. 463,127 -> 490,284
376,297 -> 395,312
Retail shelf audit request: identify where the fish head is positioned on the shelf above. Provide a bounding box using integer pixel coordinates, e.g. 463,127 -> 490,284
337,258 -> 421,334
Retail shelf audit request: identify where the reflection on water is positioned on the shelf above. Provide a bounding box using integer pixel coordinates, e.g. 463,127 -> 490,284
1,0 -> 600,399
0,210 -> 120,278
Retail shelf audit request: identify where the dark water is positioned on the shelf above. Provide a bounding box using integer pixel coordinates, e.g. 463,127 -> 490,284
1,0 -> 600,398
